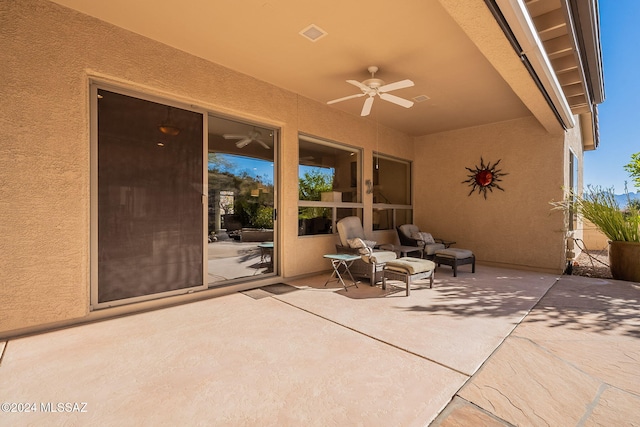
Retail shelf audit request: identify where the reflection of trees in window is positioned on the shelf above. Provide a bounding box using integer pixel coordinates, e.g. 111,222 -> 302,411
299,168 -> 333,222
219,191 -> 234,215
299,168 -> 334,201
208,157 -> 274,233
298,134 -> 362,236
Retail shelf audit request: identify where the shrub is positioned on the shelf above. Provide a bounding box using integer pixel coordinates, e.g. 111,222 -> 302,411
552,186 -> 640,243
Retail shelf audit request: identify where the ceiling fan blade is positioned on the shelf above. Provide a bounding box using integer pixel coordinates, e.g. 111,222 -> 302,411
379,93 -> 414,108
361,96 -> 375,116
235,138 -> 252,148
379,79 -> 414,93
347,79 -> 371,92
223,134 -> 246,140
327,93 -> 365,105
256,139 -> 270,149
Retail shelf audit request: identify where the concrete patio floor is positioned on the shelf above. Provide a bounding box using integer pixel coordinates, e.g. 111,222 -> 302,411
1,266 -> 639,426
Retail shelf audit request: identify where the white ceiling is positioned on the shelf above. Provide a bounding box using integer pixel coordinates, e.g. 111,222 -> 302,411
51,0 -> 532,136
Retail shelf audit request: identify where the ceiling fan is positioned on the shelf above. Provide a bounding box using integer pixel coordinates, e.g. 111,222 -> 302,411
222,129 -> 270,149
327,66 -> 415,116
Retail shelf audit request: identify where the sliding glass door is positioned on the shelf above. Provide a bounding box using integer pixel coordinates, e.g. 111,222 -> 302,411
91,86 -> 207,307
207,115 -> 277,285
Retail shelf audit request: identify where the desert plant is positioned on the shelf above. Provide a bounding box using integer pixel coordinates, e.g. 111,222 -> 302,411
553,186 -> 640,243
624,151 -> 640,190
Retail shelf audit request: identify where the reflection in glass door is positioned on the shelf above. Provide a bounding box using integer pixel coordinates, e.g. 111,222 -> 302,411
92,87 -> 206,307
207,115 -> 276,285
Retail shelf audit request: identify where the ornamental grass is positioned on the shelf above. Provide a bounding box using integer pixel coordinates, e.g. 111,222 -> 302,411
552,186 -> 640,243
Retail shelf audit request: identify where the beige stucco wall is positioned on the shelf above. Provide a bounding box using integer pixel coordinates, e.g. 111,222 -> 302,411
413,116 -> 567,273
0,0 -> 579,335
582,220 -> 609,251
0,0 -> 413,334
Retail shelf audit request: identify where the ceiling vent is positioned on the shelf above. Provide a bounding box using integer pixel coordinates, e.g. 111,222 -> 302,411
299,24 -> 327,42
412,95 -> 430,103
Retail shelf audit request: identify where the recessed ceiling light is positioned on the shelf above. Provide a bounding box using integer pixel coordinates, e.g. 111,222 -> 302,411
413,95 -> 430,103
299,24 -> 327,42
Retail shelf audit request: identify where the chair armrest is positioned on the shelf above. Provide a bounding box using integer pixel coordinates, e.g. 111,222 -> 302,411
434,239 -> 455,248
335,244 -> 360,255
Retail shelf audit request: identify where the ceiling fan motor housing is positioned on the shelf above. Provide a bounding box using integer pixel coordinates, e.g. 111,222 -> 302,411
362,78 -> 384,89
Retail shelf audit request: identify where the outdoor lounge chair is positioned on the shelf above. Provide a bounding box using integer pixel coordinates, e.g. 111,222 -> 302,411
335,216 -> 397,284
396,224 -> 447,259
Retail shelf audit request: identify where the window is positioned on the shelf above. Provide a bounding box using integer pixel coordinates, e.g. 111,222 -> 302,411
569,150 -> 579,231
298,134 -> 362,235
372,153 -> 412,230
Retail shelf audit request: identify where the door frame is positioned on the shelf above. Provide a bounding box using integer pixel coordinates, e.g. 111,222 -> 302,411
89,81 -> 209,309
206,112 -> 279,286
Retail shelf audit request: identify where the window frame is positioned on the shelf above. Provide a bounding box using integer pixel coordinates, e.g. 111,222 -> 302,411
298,134 -> 363,236
569,148 -> 579,232
372,152 -> 413,231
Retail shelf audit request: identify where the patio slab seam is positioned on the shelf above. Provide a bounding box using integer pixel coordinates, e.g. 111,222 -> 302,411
507,333 -> 640,394
453,276 -> 562,374
0,341 -> 6,367
266,292 -> 472,377
575,383 -> 609,427
443,274 -> 640,427
430,277 -> 566,425
432,396 -> 518,427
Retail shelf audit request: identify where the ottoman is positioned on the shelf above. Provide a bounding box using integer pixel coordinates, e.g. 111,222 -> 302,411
382,257 -> 436,296
434,248 -> 475,277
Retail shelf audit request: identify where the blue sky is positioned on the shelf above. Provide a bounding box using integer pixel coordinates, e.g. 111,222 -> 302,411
583,1 -> 640,193
214,154 -> 334,185
213,154 -> 274,184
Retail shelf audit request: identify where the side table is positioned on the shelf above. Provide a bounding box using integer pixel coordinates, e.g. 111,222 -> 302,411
323,253 -> 361,291
257,242 -> 274,273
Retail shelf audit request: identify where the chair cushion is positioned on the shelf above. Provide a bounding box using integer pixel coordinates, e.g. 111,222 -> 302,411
385,257 -> 436,274
337,216 -> 366,246
435,248 -> 474,259
347,237 -> 376,255
399,224 -> 419,238
411,231 -> 435,244
362,251 -> 397,264
423,243 -> 446,255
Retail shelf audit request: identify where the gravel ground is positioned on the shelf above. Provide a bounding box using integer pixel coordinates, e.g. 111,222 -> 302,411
571,249 -> 612,279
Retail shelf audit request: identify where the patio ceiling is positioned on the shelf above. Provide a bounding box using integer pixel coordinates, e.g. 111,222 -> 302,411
49,0 -> 597,138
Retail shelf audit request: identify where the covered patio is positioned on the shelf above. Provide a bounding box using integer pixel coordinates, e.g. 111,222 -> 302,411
2,0 -> 606,336
2,267 -> 638,426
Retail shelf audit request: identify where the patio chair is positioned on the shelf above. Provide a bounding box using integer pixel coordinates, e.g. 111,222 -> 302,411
396,224 -> 447,259
335,216 -> 397,284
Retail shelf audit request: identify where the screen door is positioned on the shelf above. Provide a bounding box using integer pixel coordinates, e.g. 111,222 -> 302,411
92,86 -> 206,307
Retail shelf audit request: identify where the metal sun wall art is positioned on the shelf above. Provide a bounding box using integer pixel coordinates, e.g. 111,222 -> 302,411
463,157 -> 507,199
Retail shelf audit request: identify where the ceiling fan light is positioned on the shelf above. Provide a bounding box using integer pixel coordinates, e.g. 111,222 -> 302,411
158,106 -> 181,136
159,125 -> 180,136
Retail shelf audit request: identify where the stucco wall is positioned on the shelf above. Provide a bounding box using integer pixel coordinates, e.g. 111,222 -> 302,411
0,0 -> 413,334
1,0 -> 576,335
413,116 -> 567,273
582,220 -> 609,251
